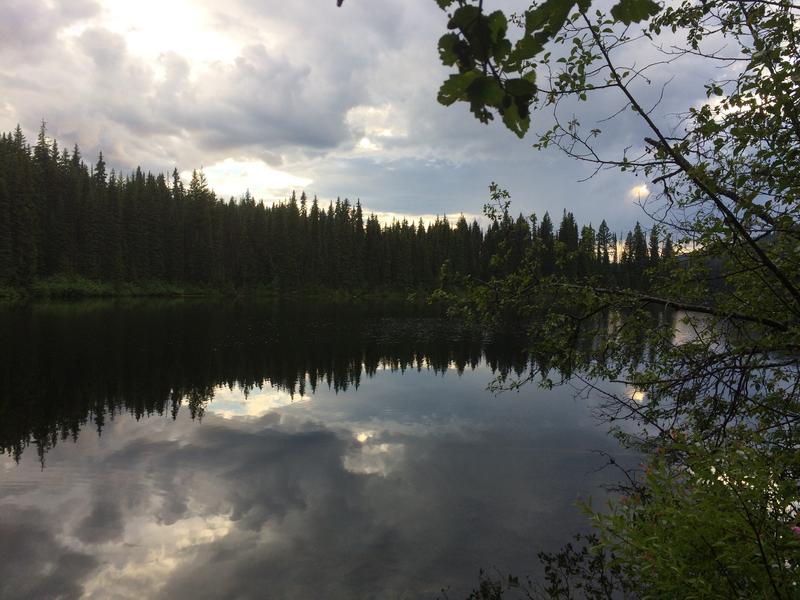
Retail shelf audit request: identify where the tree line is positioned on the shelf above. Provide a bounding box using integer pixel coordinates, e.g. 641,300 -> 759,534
0,125 -> 672,291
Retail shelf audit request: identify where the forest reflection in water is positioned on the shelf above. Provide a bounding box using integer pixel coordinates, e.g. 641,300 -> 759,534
0,299 -> 636,600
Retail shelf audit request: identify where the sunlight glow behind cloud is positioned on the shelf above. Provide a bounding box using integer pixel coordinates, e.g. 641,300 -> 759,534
356,137 -> 381,152
92,0 -> 240,66
628,184 -> 650,201
189,158 -> 313,203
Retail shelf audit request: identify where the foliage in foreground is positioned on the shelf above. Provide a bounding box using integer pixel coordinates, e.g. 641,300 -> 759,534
596,446 -> 800,598
430,0 -> 800,596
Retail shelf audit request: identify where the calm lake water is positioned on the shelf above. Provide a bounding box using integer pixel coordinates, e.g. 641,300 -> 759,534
0,300 -> 635,600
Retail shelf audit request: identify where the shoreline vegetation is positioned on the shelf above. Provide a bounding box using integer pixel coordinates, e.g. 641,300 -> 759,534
0,275 -> 425,302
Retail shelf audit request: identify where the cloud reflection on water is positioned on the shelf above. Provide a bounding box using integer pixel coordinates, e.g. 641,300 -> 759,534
1,365 -> 631,599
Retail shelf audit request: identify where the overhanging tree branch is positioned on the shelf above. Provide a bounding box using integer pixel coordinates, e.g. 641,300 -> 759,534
580,10 -> 800,313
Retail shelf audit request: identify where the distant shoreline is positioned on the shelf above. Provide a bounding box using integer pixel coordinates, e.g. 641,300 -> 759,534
0,276 -> 427,302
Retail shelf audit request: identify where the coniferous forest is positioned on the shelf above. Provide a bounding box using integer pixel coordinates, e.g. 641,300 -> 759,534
0,125 -> 672,293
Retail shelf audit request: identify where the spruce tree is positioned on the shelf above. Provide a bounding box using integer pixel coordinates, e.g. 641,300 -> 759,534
539,212 -> 555,275
648,225 -> 660,268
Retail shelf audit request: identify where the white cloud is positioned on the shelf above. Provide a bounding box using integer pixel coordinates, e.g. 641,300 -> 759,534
343,439 -> 405,476
355,137 -> 381,153
80,514 -> 233,599
207,383 -> 311,419
346,104 -> 407,140
366,210 -> 487,228
189,158 -> 312,203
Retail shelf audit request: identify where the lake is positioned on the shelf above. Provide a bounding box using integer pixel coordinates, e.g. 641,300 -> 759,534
0,299 -> 635,599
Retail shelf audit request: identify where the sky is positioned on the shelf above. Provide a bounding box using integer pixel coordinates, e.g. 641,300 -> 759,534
0,0 -> 715,230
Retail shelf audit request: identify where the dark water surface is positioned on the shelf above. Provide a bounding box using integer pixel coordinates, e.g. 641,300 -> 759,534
0,300 -> 633,600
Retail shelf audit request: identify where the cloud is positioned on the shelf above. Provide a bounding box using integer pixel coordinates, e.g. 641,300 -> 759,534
206,383 -> 312,419
74,498 -> 125,544
95,0 -> 242,65
366,209 -> 487,228
0,0 -> 727,229
346,104 -> 408,144
0,506 -> 98,600
0,0 -> 99,61
187,158 -> 313,203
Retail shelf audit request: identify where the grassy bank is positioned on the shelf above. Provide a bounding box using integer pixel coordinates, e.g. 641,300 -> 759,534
24,276 -> 214,299
1,276 -> 426,302
0,284 -> 25,301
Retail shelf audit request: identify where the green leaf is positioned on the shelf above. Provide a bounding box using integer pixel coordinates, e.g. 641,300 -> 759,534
486,10 -> 508,43
448,5 -> 481,30
525,3 -> 552,33
526,0 -> 577,35
435,0 -> 455,8
505,78 -> 537,97
437,71 -> 480,106
508,35 -> 543,63
438,33 -> 460,66
610,0 -> 661,25
501,102 -> 531,138
467,75 -> 505,105
492,38 -> 513,62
